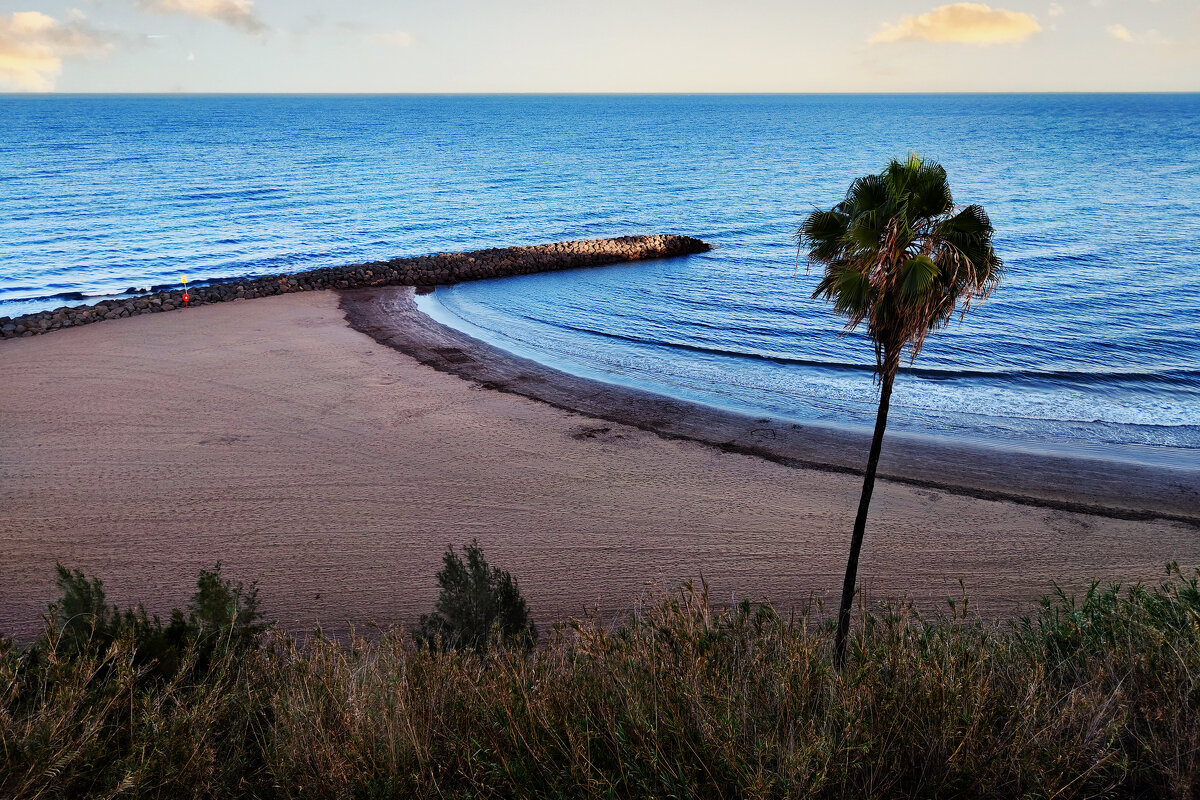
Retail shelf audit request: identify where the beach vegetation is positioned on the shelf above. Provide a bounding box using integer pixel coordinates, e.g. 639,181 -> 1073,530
414,539 -> 537,652
40,561 -> 266,680
796,154 -> 1004,666
2,562 -> 1198,798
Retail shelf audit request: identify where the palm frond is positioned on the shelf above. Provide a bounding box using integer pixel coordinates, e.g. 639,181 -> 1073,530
939,204 -> 992,238
900,255 -> 939,299
845,174 -> 890,214
847,213 -> 884,251
796,209 -> 850,269
909,162 -> 953,220
814,264 -> 872,324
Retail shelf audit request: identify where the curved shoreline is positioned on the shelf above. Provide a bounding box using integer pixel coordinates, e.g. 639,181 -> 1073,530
342,285 -> 1200,526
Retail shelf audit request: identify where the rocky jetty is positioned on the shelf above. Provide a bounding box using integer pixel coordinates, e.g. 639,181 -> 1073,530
0,234 -> 710,340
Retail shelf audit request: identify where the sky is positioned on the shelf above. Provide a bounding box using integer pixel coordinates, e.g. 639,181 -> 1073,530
0,0 -> 1197,93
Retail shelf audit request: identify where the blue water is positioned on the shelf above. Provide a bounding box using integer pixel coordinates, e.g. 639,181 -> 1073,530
2,95 -> 1198,467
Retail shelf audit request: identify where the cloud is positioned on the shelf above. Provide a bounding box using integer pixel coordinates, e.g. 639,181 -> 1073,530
1106,24 -> 1173,47
1106,23 -> 1133,41
870,3 -> 1042,45
137,0 -> 267,33
0,11 -> 112,91
1048,3 -> 1065,17
371,30 -> 414,49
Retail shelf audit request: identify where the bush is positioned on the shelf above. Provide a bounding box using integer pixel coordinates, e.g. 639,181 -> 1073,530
2,564 -> 270,799
414,539 -> 537,652
43,561 -> 266,680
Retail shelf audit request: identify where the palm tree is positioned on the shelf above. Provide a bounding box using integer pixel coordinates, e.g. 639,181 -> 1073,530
796,154 -> 1003,668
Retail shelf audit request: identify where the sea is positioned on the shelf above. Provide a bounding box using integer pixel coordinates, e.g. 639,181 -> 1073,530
2,95 -> 1198,469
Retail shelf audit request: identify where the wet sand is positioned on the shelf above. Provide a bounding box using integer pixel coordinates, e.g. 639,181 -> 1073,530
1,288 -> 1197,640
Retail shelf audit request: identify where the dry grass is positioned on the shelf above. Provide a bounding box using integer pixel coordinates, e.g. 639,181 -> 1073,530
3,567 -> 1198,799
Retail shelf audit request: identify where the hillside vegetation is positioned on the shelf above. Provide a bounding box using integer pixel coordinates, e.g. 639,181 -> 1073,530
2,562 -> 1197,799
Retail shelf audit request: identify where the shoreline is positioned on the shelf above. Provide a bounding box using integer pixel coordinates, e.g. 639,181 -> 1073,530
343,286 -> 1200,526
2,288 -> 1197,642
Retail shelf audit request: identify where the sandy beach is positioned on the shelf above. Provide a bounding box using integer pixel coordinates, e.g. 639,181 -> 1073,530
1,287 -> 1197,640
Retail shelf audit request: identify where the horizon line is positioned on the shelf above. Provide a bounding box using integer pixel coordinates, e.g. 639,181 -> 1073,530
3,90 -> 1199,97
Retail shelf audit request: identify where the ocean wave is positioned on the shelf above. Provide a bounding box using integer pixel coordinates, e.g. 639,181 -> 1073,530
176,187 -> 287,202
532,320 -> 1200,388
0,289 -> 103,305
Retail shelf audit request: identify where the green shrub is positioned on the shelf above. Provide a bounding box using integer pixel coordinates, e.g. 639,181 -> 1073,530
42,561 -> 267,681
2,564 -> 270,799
413,539 -> 537,652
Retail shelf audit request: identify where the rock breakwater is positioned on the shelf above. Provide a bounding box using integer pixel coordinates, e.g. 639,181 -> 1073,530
0,234 -> 710,340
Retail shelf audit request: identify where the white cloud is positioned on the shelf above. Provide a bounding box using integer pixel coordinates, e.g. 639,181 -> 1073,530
870,3 -> 1042,45
0,11 -> 111,91
1106,24 -> 1174,47
1107,23 -> 1134,41
371,30 -> 414,49
137,0 -> 267,34
1048,3 -> 1065,18
1144,28 -> 1169,45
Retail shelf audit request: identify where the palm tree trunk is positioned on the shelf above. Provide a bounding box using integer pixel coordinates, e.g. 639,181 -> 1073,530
834,366 -> 896,669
